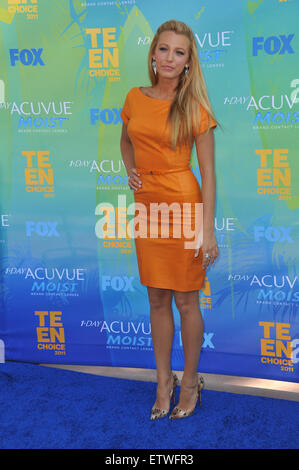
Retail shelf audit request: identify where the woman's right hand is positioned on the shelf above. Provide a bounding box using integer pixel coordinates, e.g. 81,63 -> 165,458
128,168 -> 142,191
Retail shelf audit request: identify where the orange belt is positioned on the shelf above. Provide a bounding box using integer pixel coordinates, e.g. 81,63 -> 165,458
136,166 -> 191,175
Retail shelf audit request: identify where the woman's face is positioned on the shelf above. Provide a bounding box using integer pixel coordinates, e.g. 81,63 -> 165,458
153,30 -> 190,79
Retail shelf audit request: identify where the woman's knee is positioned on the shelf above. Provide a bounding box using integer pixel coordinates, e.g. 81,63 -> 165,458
174,291 -> 199,316
147,287 -> 173,311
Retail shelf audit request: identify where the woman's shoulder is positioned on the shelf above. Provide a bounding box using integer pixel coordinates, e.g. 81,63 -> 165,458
121,87 -> 140,104
126,86 -> 153,97
125,86 -> 140,97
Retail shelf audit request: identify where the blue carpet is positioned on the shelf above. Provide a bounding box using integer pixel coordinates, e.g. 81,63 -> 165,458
0,361 -> 298,449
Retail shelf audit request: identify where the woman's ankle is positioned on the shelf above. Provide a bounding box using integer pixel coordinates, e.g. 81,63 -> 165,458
181,373 -> 198,388
157,370 -> 173,386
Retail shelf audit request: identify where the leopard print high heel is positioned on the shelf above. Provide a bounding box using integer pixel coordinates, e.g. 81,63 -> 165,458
150,373 -> 179,420
169,374 -> 204,419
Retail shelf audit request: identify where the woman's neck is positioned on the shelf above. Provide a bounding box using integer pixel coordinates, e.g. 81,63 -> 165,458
152,79 -> 178,100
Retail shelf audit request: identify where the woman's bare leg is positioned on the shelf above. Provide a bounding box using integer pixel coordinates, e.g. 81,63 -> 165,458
147,286 -> 175,409
173,289 -> 204,410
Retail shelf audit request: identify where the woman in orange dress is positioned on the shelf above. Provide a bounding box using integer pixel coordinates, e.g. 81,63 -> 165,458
120,20 -> 218,420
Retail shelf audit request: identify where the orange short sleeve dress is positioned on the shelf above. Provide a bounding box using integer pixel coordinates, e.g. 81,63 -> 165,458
121,86 -> 216,292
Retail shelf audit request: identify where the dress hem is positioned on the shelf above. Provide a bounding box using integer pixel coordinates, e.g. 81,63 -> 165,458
140,279 -> 205,292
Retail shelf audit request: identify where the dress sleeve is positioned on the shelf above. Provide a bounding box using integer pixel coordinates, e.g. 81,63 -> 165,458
120,89 -> 131,125
193,105 -> 217,136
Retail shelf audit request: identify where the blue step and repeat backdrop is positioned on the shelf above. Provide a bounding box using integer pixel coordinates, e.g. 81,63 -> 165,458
0,0 -> 298,382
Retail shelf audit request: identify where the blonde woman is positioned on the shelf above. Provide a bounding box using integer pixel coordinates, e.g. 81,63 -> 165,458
120,20 -> 218,420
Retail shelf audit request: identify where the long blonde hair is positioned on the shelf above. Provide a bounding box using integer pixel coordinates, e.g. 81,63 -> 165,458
148,20 -> 217,150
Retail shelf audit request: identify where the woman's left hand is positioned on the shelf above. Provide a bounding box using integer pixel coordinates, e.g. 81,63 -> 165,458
195,231 -> 219,269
